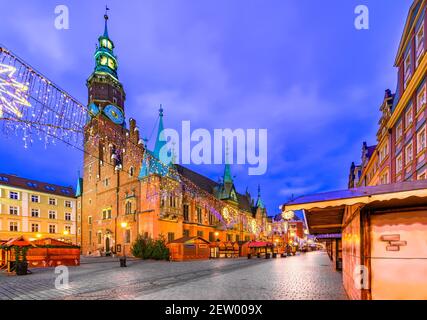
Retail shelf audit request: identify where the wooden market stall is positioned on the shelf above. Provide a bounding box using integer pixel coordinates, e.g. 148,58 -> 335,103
0,240 -> 7,270
0,236 -> 35,273
283,180 -> 427,300
247,241 -> 274,258
27,238 -> 80,268
0,237 -> 80,273
168,236 -> 211,261
210,241 -> 239,258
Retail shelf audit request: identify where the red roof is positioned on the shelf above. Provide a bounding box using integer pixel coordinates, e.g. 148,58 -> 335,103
3,236 -> 35,248
31,238 -> 70,246
168,236 -> 210,244
248,241 -> 274,248
0,173 -> 74,198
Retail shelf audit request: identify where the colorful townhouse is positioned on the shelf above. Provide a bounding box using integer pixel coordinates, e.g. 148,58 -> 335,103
0,174 -> 76,243
283,0 -> 427,300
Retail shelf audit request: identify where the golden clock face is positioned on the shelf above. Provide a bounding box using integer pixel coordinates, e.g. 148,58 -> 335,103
100,56 -> 108,66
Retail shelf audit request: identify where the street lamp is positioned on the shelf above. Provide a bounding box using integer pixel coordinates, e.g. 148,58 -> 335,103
120,222 -> 128,267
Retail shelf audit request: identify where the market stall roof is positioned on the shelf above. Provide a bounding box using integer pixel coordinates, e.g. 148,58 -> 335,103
3,236 -> 36,248
31,238 -> 71,247
282,181 -> 427,235
168,236 -> 210,244
248,241 -> 274,248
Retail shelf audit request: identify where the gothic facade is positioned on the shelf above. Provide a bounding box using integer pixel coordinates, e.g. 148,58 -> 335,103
76,14 -> 271,255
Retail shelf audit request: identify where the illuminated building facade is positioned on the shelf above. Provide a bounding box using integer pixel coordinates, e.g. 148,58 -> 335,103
349,0 -> 427,188
0,174 -> 76,243
77,13 -> 272,256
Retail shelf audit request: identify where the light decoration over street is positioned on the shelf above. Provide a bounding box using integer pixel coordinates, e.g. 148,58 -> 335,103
0,45 -> 264,233
0,46 -> 87,148
0,63 -> 31,118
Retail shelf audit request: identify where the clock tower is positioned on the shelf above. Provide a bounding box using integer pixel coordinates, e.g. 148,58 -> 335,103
79,11 -> 143,256
87,11 -> 126,125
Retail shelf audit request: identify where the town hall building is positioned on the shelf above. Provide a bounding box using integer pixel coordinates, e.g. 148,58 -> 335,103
76,13 -> 271,256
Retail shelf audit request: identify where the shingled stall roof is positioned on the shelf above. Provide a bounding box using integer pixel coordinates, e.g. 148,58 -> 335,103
283,181 -> 427,235
168,236 -> 210,244
0,173 -> 75,198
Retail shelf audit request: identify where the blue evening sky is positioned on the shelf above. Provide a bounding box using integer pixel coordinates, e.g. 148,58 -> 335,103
0,0 -> 413,216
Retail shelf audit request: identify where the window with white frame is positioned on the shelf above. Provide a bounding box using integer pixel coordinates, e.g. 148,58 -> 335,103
405,143 -> 414,163
416,22 -> 425,64
379,143 -> 389,163
102,209 -> 112,220
31,208 -> 40,217
9,222 -> 18,232
49,224 -> 56,234
9,206 -> 19,215
65,225 -> 71,233
65,200 -> 72,208
48,210 -> 57,219
9,191 -> 19,200
31,223 -> 39,233
417,84 -> 427,113
396,121 -> 403,141
65,213 -> 71,221
31,195 -> 40,203
417,126 -> 426,153
49,198 -> 57,206
406,106 -> 414,127
396,154 -> 403,173
380,171 -> 389,185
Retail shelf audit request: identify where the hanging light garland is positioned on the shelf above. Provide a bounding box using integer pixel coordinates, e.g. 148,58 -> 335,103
0,45 -> 267,237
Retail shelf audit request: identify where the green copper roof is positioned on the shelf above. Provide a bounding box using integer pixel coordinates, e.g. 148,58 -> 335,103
223,163 -> 233,184
154,105 -> 171,163
93,13 -> 118,79
75,177 -> 83,197
256,184 -> 265,209
103,13 -> 109,38
139,106 -> 174,180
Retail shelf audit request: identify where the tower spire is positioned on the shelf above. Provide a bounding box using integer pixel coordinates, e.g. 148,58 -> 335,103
256,184 -> 265,209
223,142 -> 233,183
104,6 -> 110,38
154,104 -> 169,163
91,6 -> 118,80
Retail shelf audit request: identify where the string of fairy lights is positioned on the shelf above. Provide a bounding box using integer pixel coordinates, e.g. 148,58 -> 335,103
0,45 -> 268,236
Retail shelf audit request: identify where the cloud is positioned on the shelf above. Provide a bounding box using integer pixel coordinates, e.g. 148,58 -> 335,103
0,3 -> 73,73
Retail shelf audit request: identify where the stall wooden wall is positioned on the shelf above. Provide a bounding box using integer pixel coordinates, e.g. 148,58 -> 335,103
370,210 -> 427,300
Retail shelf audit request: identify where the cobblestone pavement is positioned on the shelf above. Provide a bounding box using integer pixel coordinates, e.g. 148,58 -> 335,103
0,251 -> 347,300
